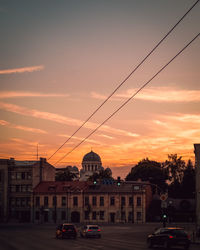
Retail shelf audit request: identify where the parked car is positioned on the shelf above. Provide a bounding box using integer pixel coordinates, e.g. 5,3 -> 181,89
56,223 -> 77,239
147,227 -> 190,249
80,225 -> 101,238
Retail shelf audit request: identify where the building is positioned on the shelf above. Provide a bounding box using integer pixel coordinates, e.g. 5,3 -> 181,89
55,166 -> 79,180
0,159 -> 9,222
0,157 -> 55,222
32,180 -> 151,224
80,151 -> 104,181
194,144 -> 200,230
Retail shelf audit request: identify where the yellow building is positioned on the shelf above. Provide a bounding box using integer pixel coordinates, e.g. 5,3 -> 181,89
33,180 -> 151,224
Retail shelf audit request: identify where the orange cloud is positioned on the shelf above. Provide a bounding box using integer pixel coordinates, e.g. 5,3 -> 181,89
0,119 -> 47,134
91,87 -> 200,103
0,91 -> 69,99
0,102 -> 139,138
0,65 -> 44,75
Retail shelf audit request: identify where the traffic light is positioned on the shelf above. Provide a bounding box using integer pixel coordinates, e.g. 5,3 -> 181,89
93,178 -> 97,185
162,213 -> 167,227
117,177 -> 121,186
163,214 -> 167,219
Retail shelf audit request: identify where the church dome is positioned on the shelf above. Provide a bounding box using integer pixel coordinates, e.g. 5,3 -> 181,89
82,150 -> 101,163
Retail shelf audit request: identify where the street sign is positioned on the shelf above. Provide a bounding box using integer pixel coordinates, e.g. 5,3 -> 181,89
160,193 -> 168,201
161,201 -> 167,208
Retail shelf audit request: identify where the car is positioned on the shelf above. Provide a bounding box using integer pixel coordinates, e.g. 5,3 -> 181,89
56,223 -> 77,239
80,225 -> 101,238
147,227 -> 190,249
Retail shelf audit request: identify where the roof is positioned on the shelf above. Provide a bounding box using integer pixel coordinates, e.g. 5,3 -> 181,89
34,181 -> 90,194
82,151 -> 101,163
33,181 -> 146,194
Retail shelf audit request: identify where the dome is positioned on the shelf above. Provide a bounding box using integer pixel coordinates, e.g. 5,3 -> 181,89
82,150 -> 101,163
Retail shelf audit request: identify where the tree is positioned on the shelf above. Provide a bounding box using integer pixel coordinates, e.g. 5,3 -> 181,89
162,154 -> 186,198
163,154 -> 185,184
88,168 -> 113,182
55,169 -> 77,181
125,158 -> 168,193
181,159 -> 195,198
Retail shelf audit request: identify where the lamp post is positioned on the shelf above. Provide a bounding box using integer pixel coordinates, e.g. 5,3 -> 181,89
144,182 -> 168,226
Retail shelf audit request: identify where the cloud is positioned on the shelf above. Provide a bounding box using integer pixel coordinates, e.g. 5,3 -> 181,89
58,134 -> 101,144
0,119 -> 47,134
91,87 -> 200,103
0,91 -> 69,99
0,102 -> 138,138
97,134 -> 114,140
0,65 -> 44,75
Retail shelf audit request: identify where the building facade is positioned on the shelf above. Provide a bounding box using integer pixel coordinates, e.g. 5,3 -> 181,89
32,180 -> 151,224
194,144 -> 200,230
0,158 -> 55,222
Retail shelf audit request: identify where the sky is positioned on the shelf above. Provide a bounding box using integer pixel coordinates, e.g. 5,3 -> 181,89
0,0 -> 199,178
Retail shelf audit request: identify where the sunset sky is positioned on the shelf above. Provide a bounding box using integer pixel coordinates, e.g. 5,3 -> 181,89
0,0 -> 199,178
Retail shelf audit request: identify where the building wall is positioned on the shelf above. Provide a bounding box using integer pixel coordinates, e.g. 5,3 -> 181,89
0,157 -> 55,223
194,144 -> 200,229
0,160 -> 9,222
33,187 -> 146,224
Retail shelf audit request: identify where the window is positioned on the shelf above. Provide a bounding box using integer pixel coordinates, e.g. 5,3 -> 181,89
10,198 -> 15,206
100,196 -> 104,206
11,172 -> 15,180
27,185 -> 32,192
137,197 -> 141,206
27,172 -> 32,180
73,196 -> 78,206
92,211 -> 96,220
44,196 -> 48,207
10,185 -> 15,192
134,185 -> 140,190
21,198 -> 26,207
16,172 -> 21,180
85,196 -> 89,206
26,197 -> 31,207
61,197 -> 66,206
16,198 -> 20,207
21,172 -> 25,180
110,196 -> 115,206
121,196 -> 125,206
61,211 -> 66,220
85,211 -> 89,220
16,185 -> 20,192
121,211 -> 126,221
137,211 -> 142,221
129,197 -> 133,206
35,211 -> 40,220
100,211 -> 104,220
53,196 -> 57,206
36,196 -> 40,207
21,185 -> 27,192
92,196 -> 96,206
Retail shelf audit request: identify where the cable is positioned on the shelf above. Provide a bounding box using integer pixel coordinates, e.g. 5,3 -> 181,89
54,33 -> 200,165
48,0 -> 200,161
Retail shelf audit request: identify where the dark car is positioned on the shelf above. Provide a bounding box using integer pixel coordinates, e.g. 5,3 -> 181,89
56,223 -> 77,239
147,227 -> 190,249
80,225 -> 101,238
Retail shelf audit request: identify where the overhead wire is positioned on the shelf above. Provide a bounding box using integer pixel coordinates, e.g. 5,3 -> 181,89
48,0 -> 199,161
54,33 -> 200,165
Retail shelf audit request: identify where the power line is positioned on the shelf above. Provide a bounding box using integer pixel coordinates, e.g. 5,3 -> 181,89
48,0 -> 199,161
54,33 -> 200,165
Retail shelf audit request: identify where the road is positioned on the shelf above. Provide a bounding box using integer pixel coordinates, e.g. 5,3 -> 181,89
0,223 -> 199,250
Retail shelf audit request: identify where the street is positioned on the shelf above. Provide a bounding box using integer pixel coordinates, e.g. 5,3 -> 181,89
0,223 -> 199,250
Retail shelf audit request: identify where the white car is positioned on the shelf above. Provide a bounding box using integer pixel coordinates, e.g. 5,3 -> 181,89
80,225 -> 101,238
